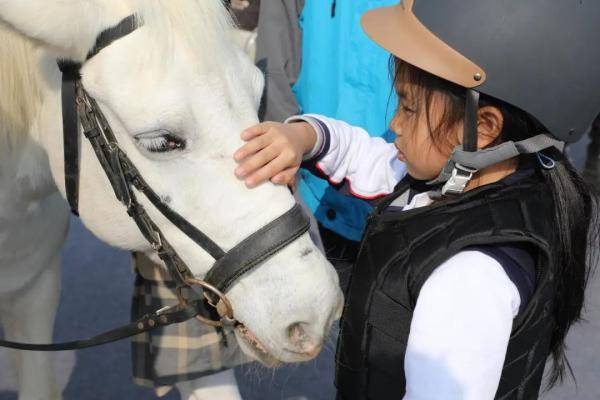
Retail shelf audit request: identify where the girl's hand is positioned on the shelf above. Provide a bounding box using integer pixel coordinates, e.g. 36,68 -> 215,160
234,121 -> 317,188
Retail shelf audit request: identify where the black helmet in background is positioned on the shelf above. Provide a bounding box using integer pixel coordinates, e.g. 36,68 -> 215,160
362,0 -> 600,193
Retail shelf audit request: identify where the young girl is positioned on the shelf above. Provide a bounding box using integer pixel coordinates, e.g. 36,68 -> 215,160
234,1 -> 600,399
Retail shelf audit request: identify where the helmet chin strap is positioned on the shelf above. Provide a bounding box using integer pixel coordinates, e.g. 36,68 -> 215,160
439,89 -> 480,195
427,89 -> 565,195
462,89 -> 480,153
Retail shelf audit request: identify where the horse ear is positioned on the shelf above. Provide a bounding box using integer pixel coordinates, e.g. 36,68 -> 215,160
0,0 -> 122,59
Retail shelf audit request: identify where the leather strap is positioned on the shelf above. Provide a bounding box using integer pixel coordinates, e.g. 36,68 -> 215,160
0,300 -> 204,351
205,203 -> 310,292
86,15 -> 138,61
122,156 -> 227,260
57,60 -> 82,215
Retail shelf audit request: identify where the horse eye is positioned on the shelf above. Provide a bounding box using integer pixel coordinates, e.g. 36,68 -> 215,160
136,130 -> 186,153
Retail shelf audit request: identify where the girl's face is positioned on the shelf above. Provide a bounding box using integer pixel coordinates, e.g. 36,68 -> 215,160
390,83 -> 460,180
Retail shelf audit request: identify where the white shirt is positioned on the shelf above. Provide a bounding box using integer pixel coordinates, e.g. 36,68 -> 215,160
402,193 -> 521,400
289,114 -> 522,399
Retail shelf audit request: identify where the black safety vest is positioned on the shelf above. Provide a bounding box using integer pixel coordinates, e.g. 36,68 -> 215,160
336,173 -> 556,400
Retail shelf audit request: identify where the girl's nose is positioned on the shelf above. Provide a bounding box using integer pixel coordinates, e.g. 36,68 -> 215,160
390,114 -> 402,136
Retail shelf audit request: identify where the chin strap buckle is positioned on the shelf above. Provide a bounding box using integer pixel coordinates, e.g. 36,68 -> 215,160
441,163 -> 478,196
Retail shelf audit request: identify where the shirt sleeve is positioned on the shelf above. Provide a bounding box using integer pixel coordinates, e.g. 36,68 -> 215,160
403,251 -> 521,400
286,113 -> 407,200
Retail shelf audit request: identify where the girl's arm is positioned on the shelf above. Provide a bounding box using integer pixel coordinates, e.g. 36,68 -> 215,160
290,114 -> 407,199
234,114 -> 406,198
403,251 -> 521,400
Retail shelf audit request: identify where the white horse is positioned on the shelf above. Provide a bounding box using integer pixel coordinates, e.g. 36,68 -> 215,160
0,1 -> 342,399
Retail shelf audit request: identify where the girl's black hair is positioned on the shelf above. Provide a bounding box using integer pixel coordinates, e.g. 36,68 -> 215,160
391,57 -> 599,388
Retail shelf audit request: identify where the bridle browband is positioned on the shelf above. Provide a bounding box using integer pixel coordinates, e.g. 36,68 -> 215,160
0,15 -> 310,351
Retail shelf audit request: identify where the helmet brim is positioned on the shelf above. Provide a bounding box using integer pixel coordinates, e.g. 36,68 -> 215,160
361,2 -> 486,89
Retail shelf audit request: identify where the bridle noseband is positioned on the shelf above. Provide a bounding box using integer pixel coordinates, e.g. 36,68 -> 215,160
0,15 -> 310,351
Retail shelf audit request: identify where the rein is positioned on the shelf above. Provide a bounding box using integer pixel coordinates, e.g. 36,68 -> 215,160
0,15 -> 310,351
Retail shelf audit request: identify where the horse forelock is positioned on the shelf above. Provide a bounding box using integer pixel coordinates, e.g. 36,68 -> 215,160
0,22 -> 43,146
134,0 -> 234,71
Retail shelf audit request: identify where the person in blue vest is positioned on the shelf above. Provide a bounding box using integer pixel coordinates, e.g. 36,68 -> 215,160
234,1 -> 600,398
294,0 -> 401,289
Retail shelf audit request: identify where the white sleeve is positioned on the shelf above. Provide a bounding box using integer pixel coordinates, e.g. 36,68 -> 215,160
286,114 -> 407,199
403,251 -> 521,400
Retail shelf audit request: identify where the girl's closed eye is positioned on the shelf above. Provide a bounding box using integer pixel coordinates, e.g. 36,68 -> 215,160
398,91 -> 418,115
401,104 -> 417,114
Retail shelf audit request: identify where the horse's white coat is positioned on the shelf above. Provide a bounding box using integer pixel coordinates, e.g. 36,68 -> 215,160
0,1 -> 342,399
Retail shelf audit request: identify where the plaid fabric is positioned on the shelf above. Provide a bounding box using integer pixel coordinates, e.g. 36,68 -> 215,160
130,253 -> 251,393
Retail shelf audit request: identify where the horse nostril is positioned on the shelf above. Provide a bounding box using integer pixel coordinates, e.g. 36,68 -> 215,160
288,322 -> 307,344
287,322 -> 320,355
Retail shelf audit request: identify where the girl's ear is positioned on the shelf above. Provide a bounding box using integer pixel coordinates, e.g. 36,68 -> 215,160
476,106 -> 504,148
0,1 -> 128,59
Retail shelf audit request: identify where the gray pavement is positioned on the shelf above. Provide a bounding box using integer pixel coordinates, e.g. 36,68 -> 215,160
0,136 -> 598,399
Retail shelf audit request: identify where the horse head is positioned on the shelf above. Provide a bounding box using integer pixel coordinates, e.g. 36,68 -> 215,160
0,0 -> 342,365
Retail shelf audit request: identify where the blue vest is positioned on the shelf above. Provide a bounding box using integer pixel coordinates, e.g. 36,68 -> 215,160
293,0 -> 398,241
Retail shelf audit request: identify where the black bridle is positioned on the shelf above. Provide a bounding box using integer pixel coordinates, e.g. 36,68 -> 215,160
0,15 -> 310,351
